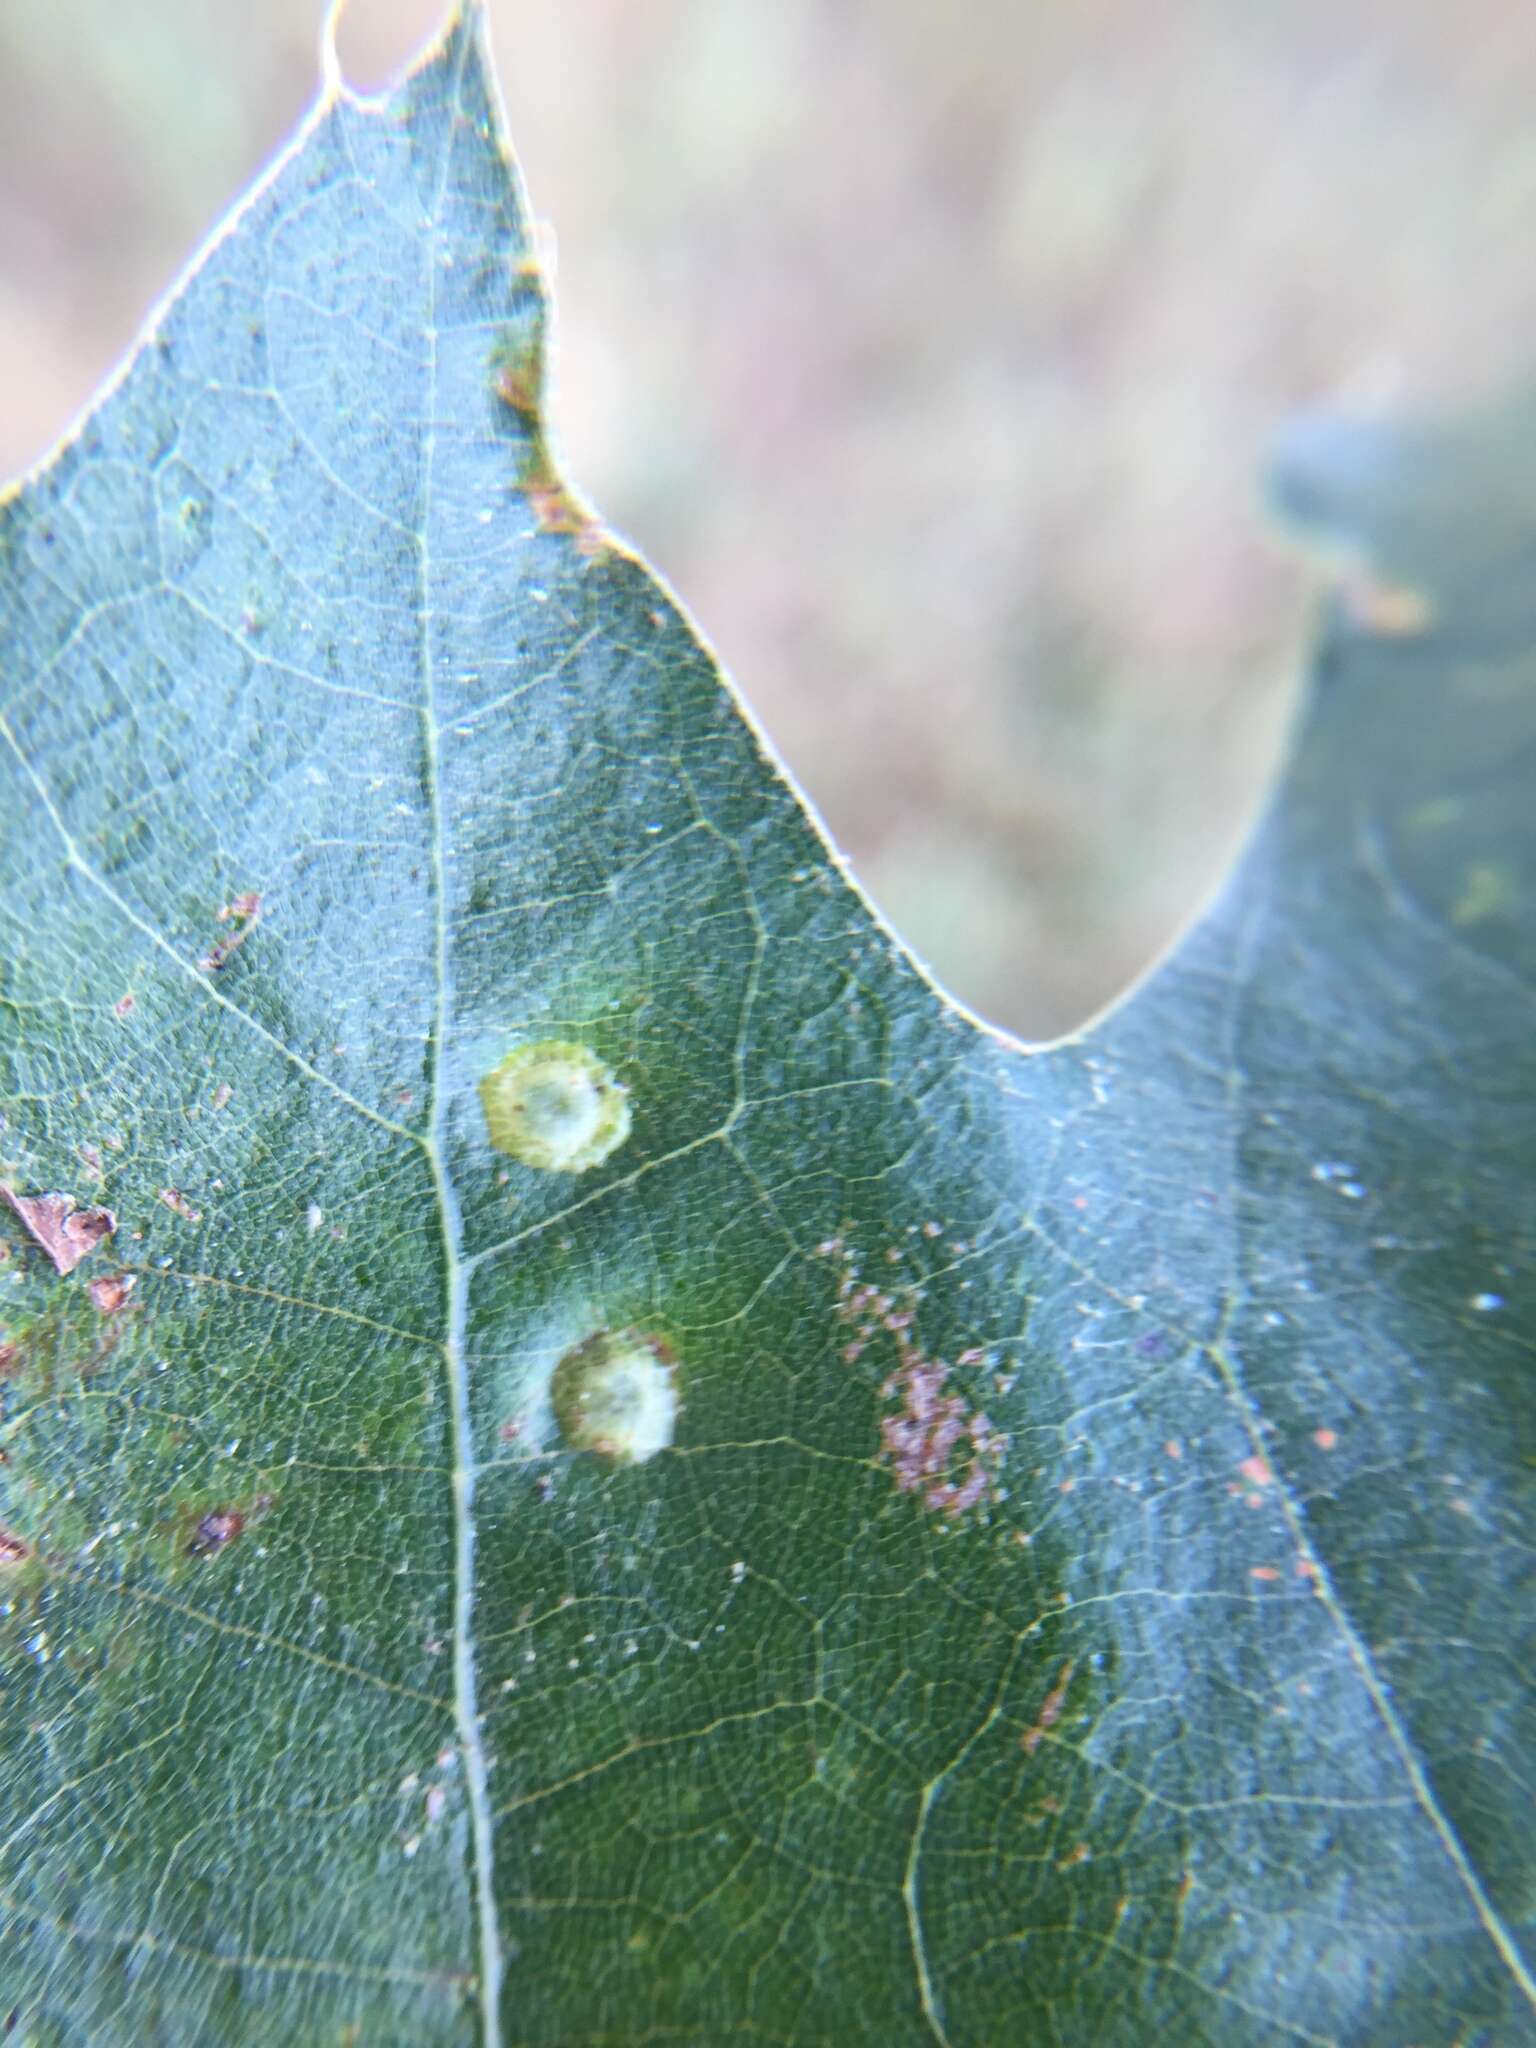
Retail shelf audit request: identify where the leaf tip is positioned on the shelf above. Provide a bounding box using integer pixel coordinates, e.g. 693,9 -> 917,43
318,0 -> 349,102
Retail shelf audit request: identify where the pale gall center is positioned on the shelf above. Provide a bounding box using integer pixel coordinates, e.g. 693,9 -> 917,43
478,1040 -> 631,1173
550,1329 -> 679,1466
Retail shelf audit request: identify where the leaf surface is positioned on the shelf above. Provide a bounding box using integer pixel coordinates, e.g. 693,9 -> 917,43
0,11 -> 1531,2044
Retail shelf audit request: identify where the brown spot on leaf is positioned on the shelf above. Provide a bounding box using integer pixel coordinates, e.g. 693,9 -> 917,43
77,1144 -> 104,1182
199,893 -> 262,972
114,993 -> 136,1018
878,1356 -> 1002,1516
0,1343 -> 17,1380
157,1188 -> 203,1225
184,1491 -> 273,1559
1,1187 -> 117,1275
1238,1455 -> 1273,1488
492,357 -> 541,419
488,308 -> 610,558
1022,1660 -> 1076,1755
186,1509 -> 244,1557
211,1083 -> 232,1112
1249,1565 -> 1281,1583
1313,1427 -> 1338,1451
489,295 -> 546,423
88,1271 -> 136,1315
819,1233 -> 1005,1519
1057,1842 -> 1091,1870
525,471 -> 607,552
1163,1440 -> 1182,1460
0,1526 -> 29,1566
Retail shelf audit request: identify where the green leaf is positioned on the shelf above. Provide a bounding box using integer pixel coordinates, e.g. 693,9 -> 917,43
1,8 -> 1531,2043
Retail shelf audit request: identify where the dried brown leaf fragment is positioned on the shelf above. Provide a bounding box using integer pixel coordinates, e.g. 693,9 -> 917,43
1,1187 -> 117,1275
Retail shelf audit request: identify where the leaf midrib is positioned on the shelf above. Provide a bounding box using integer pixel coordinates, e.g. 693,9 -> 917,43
406,20 -> 504,2045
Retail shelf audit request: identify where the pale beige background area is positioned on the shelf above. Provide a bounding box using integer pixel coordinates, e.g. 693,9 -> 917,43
3,0 -> 1533,1036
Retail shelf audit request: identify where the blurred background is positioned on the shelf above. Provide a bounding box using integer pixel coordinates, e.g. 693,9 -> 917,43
3,0 -> 1534,1038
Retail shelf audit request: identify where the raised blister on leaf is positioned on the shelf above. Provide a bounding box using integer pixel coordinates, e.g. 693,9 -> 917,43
478,1040 -> 631,1172
550,1329 -> 678,1466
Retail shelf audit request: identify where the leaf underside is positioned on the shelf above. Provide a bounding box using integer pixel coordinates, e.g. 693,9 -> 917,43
0,9 -> 1531,2044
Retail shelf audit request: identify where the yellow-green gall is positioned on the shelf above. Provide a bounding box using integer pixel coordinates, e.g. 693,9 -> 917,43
551,1329 -> 678,1466
478,1041 -> 631,1173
